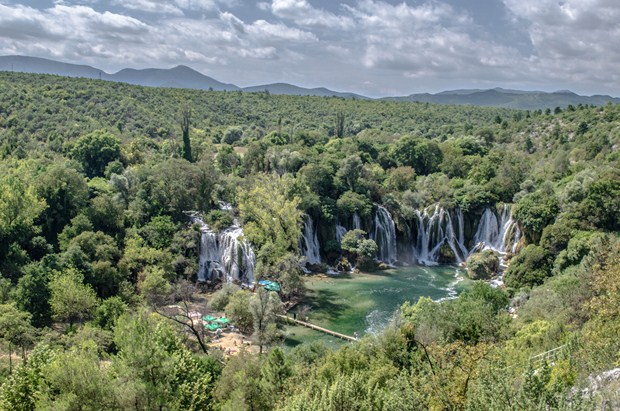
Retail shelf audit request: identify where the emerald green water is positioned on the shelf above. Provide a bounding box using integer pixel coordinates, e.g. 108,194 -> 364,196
283,265 -> 469,348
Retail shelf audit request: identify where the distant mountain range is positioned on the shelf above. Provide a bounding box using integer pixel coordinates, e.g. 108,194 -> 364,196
1,55 -> 618,109
382,88 -> 620,110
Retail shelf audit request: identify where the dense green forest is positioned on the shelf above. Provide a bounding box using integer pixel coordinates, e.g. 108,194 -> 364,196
0,72 -> 619,410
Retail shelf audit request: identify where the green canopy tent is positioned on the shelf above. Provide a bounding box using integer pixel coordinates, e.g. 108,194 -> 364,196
202,315 -> 217,322
214,317 -> 230,325
206,323 -> 221,331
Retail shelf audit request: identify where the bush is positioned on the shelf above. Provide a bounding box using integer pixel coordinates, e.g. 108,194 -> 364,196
205,210 -> 234,232
209,283 -> 241,311
504,245 -> 553,289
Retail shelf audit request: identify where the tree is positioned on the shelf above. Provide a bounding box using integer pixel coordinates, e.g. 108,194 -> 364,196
35,164 -> 89,243
238,174 -> 303,269
181,107 -> 193,162
155,300 -> 210,354
249,288 -> 283,354
336,155 -> 364,191
0,304 -> 35,374
340,229 -> 378,269
112,311 -> 219,410
0,171 -> 46,279
216,144 -> 241,175
261,347 -> 292,396
71,130 -> 121,178
49,268 -> 98,329
222,126 -> 243,145
514,189 -> 560,243
209,283 -> 241,311
141,215 -> 177,249
139,266 -> 172,306
336,191 -> 372,217
274,253 -> 306,299
391,135 -> 443,175
14,262 -> 52,327
94,296 -> 128,331
225,290 -> 253,334
336,111 -> 345,138
384,166 -> 417,192
36,344 -> 120,410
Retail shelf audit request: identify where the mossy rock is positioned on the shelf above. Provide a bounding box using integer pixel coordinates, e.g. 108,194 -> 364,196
466,249 -> 499,280
437,241 -> 456,264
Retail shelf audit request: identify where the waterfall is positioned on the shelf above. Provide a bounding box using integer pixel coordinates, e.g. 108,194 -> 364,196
371,206 -> 397,264
193,216 -> 255,285
219,225 -> 256,284
411,206 -> 468,265
198,224 -> 219,282
471,204 -> 520,255
300,215 -> 321,265
336,223 -> 347,243
352,213 -> 362,230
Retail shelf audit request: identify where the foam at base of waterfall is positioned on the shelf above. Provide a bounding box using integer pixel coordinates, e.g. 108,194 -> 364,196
435,269 -> 465,302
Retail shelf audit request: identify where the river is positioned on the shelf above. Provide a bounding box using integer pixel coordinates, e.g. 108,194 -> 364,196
283,265 -> 470,348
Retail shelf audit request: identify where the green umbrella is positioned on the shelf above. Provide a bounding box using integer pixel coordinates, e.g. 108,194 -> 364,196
265,283 -> 281,292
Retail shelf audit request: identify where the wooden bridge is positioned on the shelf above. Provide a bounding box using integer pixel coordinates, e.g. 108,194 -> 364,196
276,314 -> 358,342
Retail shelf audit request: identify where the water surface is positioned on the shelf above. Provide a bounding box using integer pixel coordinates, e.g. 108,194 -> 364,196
283,265 -> 469,348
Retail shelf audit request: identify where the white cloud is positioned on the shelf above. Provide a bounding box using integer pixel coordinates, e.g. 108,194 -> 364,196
1,0 -> 619,96
270,0 -> 354,29
341,0 -> 521,84
219,11 -> 317,41
503,0 -> 620,87
110,0 -> 184,16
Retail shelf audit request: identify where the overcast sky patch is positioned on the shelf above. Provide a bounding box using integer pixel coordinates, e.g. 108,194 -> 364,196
0,0 -> 618,96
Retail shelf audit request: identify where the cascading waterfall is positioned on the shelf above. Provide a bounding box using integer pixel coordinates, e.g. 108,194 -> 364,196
300,215 -> 321,265
194,217 -> 255,284
471,204 -> 520,255
198,224 -> 219,282
219,225 -> 256,284
352,213 -> 362,230
336,223 -> 347,243
412,206 -> 468,265
371,206 -> 397,264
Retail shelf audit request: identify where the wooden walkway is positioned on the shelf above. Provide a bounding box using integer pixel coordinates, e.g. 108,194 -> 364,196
276,314 -> 357,342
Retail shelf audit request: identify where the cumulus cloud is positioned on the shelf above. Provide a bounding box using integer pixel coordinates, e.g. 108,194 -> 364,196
110,0 -> 184,16
269,0 -> 354,29
343,0 -> 521,83
503,0 -> 620,86
110,0 -> 235,15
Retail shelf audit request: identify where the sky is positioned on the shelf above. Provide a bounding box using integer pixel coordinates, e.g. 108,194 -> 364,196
0,0 -> 619,97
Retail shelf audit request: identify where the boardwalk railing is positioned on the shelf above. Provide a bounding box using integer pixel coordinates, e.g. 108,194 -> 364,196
529,344 -> 567,365
276,314 -> 357,342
